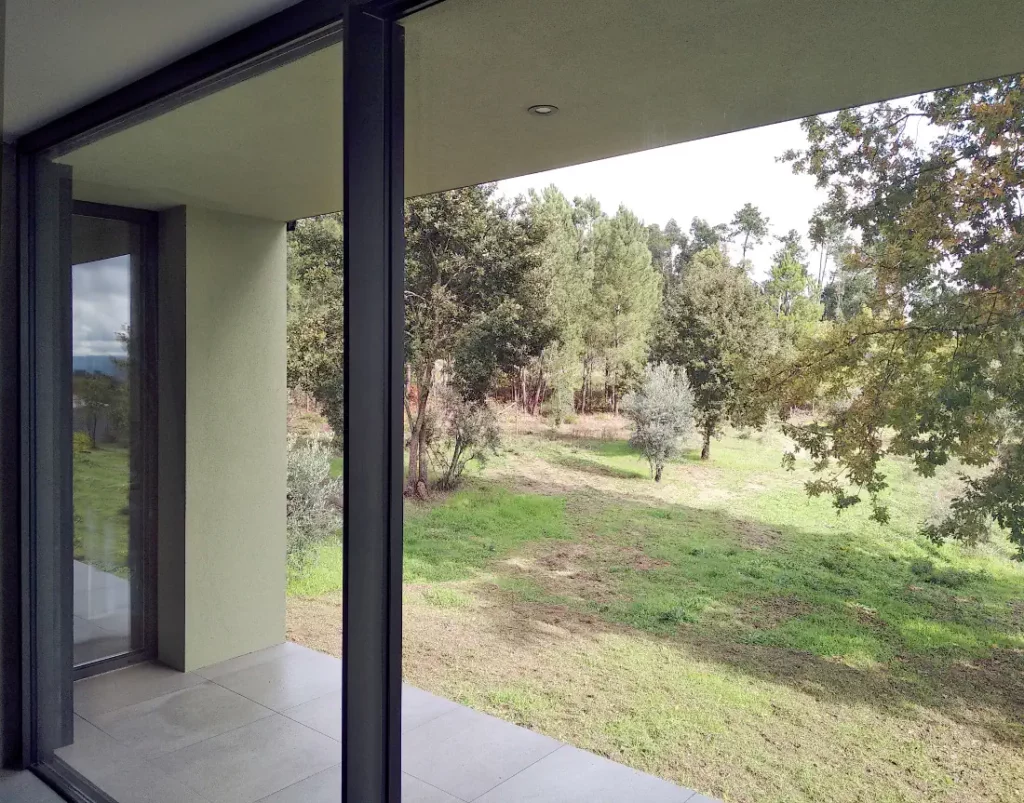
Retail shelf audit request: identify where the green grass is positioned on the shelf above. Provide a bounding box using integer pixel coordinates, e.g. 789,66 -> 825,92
289,424 -> 1024,803
73,445 -> 131,575
287,486 -> 568,595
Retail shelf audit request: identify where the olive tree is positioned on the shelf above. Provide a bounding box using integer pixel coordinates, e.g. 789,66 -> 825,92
622,362 -> 694,481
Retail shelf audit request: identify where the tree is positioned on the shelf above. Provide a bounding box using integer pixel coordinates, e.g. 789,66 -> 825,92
404,184 -> 546,496
647,218 -> 683,281
622,362 -> 694,481
657,247 -> 778,460
808,203 -> 850,287
586,206 -> 662,412
524,186 -> 593,422
287,214 -> 344,439
822,250 -> 874,322
73,372 -> 118,444
763,229 -> 823,348
730,203 -> 770,265
780,77 -> 1024,550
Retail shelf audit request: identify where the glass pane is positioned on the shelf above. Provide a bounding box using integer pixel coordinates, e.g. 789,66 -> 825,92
71,213 -> 141,667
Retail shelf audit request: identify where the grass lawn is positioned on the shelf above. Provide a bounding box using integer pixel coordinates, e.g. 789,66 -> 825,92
293,419 -> 1024,802
73,445 -> 131,575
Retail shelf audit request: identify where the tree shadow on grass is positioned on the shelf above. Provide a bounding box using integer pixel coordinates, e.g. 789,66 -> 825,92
464,478 -> 1024,747
547,453 -> 648,480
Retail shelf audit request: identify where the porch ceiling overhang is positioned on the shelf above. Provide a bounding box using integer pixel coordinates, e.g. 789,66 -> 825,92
12,0 -> 1024,221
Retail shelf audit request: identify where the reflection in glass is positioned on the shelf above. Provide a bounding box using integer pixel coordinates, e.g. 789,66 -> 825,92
71,215 -> 140,667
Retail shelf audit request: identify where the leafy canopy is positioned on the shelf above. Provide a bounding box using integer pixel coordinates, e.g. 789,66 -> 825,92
780,77 -> 1024,550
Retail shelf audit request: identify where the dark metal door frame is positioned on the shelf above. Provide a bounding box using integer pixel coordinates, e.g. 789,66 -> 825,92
6,3 -> 422,802
342,7 -> 405,801
69,201 -> 160,681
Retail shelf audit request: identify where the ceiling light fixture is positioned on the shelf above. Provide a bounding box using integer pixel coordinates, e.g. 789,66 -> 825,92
528,104 -> 559,116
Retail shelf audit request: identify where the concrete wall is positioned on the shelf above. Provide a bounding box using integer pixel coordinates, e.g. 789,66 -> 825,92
158,205 -> 287,672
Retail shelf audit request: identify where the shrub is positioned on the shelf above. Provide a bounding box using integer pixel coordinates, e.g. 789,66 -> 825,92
427,387 -> 500,491
290,411 -> 326,442
73,432 -> 94,454
622,363 -> 694,481
287,437 -> 343,564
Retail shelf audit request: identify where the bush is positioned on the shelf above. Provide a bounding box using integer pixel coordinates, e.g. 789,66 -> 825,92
427,387 -> 500,491
622,363 -> 695,481
73,432 -> 95,454
287,437 -> 343,564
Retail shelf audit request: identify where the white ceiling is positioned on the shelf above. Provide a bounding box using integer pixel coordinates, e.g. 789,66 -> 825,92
3,0 -> 304,137
31,0 -> 1024,221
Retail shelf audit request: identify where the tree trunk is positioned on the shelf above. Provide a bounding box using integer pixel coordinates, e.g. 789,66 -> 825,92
405,363 -> 432,497
532,370 -> 544,416
701,427 -> 712,460
654,464 -> 663,482
520,366 -> 529,413
406,424 -> 420,494
416,424 -> 429,489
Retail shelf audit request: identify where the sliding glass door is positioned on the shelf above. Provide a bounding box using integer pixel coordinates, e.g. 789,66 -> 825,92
70,204 -> 155,672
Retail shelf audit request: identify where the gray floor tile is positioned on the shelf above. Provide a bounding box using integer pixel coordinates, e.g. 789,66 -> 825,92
254,764 -> 340,803
473,745 -> 698,803
402,774 -> 464,803
75,662 -> 205,720
254,767 -> 461,803
282,689 -> 341,741
56,715 -> 141,780
92,681 -> 274,757
403,707 -> 561,802
196,642 -> 302,680
207,647 -> 340,711
151,714 -> 339,803
0,770 -> 67,803
401,686 -> 460,734
89,758 -> 212,803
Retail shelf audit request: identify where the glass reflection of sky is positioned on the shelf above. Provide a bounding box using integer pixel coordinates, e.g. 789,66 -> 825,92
72,256 -> 130,357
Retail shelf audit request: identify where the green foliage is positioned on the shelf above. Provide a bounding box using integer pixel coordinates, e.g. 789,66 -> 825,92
405,185 -> 548,491
73,431 -> 95,454
524,187 -> 593,422
73,371 -> 122,444
729,202 -> 770,265
427,387 -> 501,491
763,229 -> 824,349
286,437 -> 342,565
657,248 -> 778,459
287,214 -> 344,440
780,76 -> 1024,551
586,206 -> 662,411
622,362 -> 694,481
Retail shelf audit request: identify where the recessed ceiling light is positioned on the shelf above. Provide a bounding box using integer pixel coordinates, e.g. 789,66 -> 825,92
528,104 -> 559,116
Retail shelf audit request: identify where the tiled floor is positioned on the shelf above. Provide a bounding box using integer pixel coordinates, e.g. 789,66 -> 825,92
0,769 -> 66,803
51,643 -> 719,803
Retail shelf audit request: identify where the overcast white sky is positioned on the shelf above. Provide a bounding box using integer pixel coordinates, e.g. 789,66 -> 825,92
73,256 -> 130,357
497,118 -> 828,281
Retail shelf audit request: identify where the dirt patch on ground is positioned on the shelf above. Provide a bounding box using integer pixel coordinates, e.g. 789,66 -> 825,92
287,593 -> 342,658
503,539 -> 669,604
733,519 -> 782,549
739,596 -> 813,630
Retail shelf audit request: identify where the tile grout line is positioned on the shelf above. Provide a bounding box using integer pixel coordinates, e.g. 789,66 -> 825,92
400,771 -> 472,803
464,741 -> 568,802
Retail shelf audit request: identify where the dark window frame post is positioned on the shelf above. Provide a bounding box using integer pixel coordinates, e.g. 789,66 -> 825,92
342,7 -> 405,803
